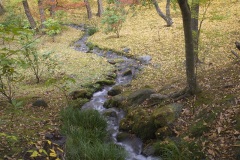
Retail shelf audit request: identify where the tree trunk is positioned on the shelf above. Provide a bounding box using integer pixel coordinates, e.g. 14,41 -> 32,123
191,0 -> 200,62
49,0 -> 56,17
22,0 -> 37,29
178,0 -> 197,95
152,0 -> 173,27
84,0 -> 92,19
96,0 -> 104,17
38,0 -> 46,29
0,1 -> 5,15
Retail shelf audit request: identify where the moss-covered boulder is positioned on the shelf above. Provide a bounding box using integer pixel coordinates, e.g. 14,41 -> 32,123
155,126 -> 173,139
96,79 -> 115,85
119,108 -> 157,141
108,86 -> 122,96
108,58 -> 125,65
69,89 -> 91,100
127,88 -> 155,106
153,103 -> 183,128
103,94 -> 126,109
146,94 -> 168,106
122,69 -> 132,76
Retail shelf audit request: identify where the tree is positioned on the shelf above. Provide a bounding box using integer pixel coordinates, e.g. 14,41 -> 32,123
0,0 -> 5,15
152,0 -> 173,27
49,0 -> 57,17
177,0 -> 197,94
22,0 -> 37,30
191,0 -> 211,62
38,0 -> 46,28
191,0 -> 199,59
84,0 -> 92,19
97,0 -> 104,17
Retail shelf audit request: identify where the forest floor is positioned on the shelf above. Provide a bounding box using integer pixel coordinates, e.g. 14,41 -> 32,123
0,0 -> 240,159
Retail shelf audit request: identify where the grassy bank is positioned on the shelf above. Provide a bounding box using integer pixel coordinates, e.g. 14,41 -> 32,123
60,107 -> 126,159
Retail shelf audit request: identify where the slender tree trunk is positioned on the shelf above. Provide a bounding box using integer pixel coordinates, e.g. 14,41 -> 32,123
96,0 -> 104,17
191,0 -> 200,62
38,0 -> 46,28
178,0 -> 197,95
84,0 -> 92,19
0,1 -> 5,15
49,0 -> 56,17
152,0 -> 173,26
22,0 -> 37,29
166,0 -> 171,18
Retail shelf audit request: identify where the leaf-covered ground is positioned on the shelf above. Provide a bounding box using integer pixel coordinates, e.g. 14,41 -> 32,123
1,0 -> 240,159
0,27 -> 114,158
88,1 -> 240,159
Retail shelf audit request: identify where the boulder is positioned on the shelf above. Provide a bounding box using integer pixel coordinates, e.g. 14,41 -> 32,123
108,86 -> 122,96
122,47 -> 130,53
155,126 -> 173,139
120,108 -> 157,141
122,69 -> 132,76
147,94 -> 168,106
153,103 -> 183,128
69,89 -> 90,100
96,79 -> 115,85
102,108 -> 118,118
127,88 -> 155,106
103,94 -> 126,109
137,55 -> 152,64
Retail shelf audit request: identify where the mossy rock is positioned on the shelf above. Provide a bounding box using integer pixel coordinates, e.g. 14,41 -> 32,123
155,126 -> 173,139
106,72 -> 117,80
127,88 -> 155,106
119,108 -> 157,141
189,120 -> 210,137
69,98 -> 89,108
153,103 -> 183,128
83,83 -> 102,96
69,89 -> 91,100
108,86 -> 122,96
116,132 -> 134,142
96,79 -> 115,85
102,108 -> 118,118
122,69 -> 132,76
103,94 -> 126,109
107,58 -> 125,65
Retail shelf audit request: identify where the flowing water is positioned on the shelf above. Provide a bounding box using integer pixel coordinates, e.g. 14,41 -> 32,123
72,25 -> 160,160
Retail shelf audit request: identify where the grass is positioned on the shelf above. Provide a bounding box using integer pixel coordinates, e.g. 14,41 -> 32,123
60,107 -> 126,160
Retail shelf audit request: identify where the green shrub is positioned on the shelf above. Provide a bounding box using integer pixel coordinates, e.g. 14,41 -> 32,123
88,26 -> 98,36
43,18 -> 62,42
101,2 -> 127,38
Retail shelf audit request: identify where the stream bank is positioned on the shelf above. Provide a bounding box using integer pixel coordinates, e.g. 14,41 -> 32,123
71,24 -> 160,160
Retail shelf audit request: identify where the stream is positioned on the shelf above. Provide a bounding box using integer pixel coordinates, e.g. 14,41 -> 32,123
72,24 -> 160,160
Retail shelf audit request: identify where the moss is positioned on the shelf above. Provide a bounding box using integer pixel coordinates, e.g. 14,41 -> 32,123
194,92 -> 214,107
189,120 -> 210,137
96,79 -> 115,86
69,98 -> 89,108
